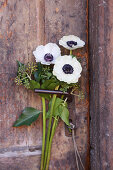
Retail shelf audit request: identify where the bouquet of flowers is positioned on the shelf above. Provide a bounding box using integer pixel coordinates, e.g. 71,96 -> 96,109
14,35 -> 85,170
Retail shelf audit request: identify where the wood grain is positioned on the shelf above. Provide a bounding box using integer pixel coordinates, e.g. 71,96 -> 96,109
89,0 -> 113,169
0,0 -> 89,169
0,0 -> 43,169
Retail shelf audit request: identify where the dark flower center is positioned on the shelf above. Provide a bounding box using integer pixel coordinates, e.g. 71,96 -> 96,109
67,41 -> 77,48
62,64 -> 74,74
44,53 -> 53,62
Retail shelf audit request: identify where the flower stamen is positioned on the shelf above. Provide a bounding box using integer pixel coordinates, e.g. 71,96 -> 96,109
44,53 -> 53,62
67,41 -> 77,48
62,64 -> 74,74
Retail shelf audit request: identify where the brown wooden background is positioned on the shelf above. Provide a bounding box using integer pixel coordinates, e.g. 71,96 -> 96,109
0,0 -> 89,169
89,0 -> 113,170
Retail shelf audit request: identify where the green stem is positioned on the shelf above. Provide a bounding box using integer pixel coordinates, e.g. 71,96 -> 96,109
45,117 -> 58,170
26,72 -> 31,80
43,86 -> 59,169
70,50 -> 72,55
41,97 -> 46,170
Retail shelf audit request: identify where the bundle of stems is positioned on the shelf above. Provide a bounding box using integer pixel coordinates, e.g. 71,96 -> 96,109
41,86 -> 59,170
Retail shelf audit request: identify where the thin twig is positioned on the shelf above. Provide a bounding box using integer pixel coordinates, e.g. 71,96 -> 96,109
72,129 -> 85,170
75,147 -> 80,170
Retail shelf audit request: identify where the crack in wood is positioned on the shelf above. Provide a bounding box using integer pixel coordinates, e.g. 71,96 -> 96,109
0,150 -> 41,158
0,145 -> 42,158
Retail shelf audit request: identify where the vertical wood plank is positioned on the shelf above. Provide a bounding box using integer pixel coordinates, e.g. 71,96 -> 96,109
89,0 -> 113,169
0,0 -> 44,169
44,0 -> 89,169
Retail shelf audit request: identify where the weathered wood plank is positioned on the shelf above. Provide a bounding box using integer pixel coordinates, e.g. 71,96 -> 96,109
0,0 -> 43,169
0,156 -> 41,170
89,0 -> 113,169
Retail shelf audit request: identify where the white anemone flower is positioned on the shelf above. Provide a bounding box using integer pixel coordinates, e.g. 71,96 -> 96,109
33,43 -> 61,65
59,35 -> 85,50
53,55 -> 82,84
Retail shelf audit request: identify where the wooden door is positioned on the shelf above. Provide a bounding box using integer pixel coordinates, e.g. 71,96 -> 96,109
89,0 -> 113,169
0,0 -> 89,169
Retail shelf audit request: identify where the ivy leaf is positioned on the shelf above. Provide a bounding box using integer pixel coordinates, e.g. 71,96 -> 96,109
39,79 -> 59,100
29,80 -> 40,90
34,63 -> 42,82
46,72 -> 52,79
53,98 -> 64,116
53,98 -> 70,126
41,79 -> 59,90
17,60 -> 24,67
37,62 -> 42,72
58,105 -> 70,126
46,98 -> 69,126
13,107 -> 41,127
48,82 -> 59,90
34,71 -> 41,82
46,97 -> 70,125
47,98 -> 63,118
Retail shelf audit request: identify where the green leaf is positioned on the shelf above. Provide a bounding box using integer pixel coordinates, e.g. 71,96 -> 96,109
13,107 -> 41,127
48,82 -> 58,90
53,98 -> 64,115
48,97 -> 70,125
72,55 -> 77,59
34,71 -> 41,82
29,80 -> 40,90
46,110 -> 50,119
37,62 -> 42,72
41,79 -> 59,90
46,72 -> 52,78
46,97 -> 70,125
34,63 -> 42,82
58,105 -> 70,126
47,97 -> 66,118
34,79 -> 57,100
17,60 -> 24,67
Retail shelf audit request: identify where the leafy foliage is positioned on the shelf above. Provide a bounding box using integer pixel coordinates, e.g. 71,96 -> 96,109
41,79 -> 59,90
34,65 -> 53,83
38,79 -> 59,100
15,61 -> 84,100
13,107 -> 41,127
40,66 -> 53,81
26,62 -> 37,76
34,63 -> 42,82
47,97 -> 70,126
29,80 -> 40,90
17,61 -> 24,67
59,82 -> 73,92
72,55 -> 77,58
58,105 -> 70,126
15,61 -> 37,89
